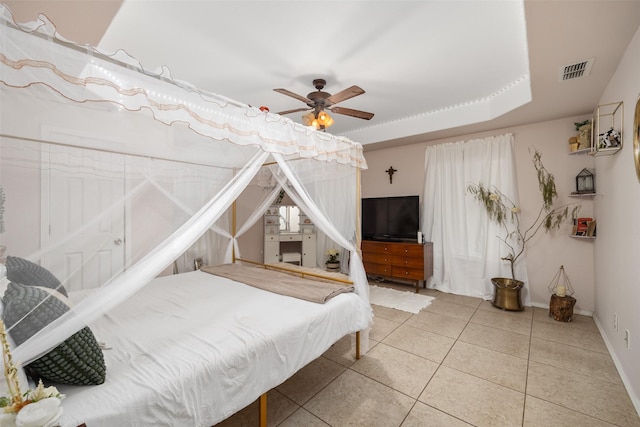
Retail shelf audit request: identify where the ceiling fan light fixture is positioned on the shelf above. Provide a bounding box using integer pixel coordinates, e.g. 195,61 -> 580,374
302,111 -> 316,127
301,110 -> 333,130
317,111 -> 334,128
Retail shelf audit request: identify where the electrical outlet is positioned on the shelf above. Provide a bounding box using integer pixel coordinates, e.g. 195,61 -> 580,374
614,313 -> 618,331
625,329 -> 631,350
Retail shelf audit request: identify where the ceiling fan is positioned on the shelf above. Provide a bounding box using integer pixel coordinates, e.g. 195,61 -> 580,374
273,79 -> 374,129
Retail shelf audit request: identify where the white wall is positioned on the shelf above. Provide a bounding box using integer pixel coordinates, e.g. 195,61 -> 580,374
592,24 -> 640,411
362,26 -> 640,409
363,117 -> 595,313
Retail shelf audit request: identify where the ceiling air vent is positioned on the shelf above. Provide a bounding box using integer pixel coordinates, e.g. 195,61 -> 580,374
559,58 -> 594,81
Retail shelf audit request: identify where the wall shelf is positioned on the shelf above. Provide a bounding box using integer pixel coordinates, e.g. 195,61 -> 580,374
569,193 -> 596,199
568,148 -> 593,155
592,101 -> 623,156
569,235 -> 595,240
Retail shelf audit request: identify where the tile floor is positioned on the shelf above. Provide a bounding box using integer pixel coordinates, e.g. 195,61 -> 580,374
217,283 -> 640,427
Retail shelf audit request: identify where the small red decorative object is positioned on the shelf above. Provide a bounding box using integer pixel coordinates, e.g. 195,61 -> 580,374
259,106 -> 269,112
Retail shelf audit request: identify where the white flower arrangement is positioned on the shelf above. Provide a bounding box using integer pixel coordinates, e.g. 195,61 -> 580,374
0,322 -> 64,427
325,248 -> 339,264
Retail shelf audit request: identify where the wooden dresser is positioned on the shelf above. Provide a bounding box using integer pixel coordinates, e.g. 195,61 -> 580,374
361,240 -> 434,292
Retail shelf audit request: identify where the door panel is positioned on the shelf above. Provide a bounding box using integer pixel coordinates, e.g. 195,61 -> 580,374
42,141 -> 125,292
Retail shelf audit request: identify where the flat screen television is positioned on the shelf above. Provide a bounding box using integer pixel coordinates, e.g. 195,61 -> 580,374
361,195 -> 420,241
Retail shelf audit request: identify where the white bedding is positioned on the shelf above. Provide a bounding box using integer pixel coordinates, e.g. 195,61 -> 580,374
57,270 -> 369,427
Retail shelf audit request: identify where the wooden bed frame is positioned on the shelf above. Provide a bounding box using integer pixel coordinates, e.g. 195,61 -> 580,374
225,259 -> 362,427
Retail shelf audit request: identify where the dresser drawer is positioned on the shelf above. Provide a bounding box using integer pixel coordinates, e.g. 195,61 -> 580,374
280,233 -> 302,241
363,252 -> 392,265
363,262 -> 391,276
361,240 -> 393,255
390,244 -> 423,258
391,266 -> 424,280
391,255 -> 423,269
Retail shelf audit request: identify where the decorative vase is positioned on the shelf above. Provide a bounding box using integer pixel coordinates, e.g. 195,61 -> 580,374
491,277 -> 524,311
326,261 -> 340,272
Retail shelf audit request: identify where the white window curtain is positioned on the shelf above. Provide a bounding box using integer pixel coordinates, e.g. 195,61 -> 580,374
422,133 -> 529,302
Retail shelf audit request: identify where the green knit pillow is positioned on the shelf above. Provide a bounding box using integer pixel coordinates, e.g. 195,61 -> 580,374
6,256 -> 68,297
2,282 -> 105,385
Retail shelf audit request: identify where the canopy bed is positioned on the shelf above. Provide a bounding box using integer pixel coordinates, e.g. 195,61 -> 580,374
0,6 -> 372,426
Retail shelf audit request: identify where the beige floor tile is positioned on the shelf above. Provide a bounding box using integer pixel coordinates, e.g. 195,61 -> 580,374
459,322 -> 530,359
532,306 -> 599,333
372,303 -> 413,323
443,341 -> 528,392
470,305 -> 532,335
436,292 -> 483,308
351,342 -> 438,398
304,369 -> 414,427
532,319 -> 608,353
405,310 -> 468,339
419,366 -> 525,427
215,389 -> 296,427
524,395 -> 618,427
276,357 -> 346,405
322,334 -> 372,367
530,337 -> 623,385
279,407 -> 331,427
527,361 -> 640,426
477,299 -> 497,311
370,316 -> 403,342
422,299 -> 478,321
418,287 -> 441,298
383,323 -> 456,363
401,401 -> 473,426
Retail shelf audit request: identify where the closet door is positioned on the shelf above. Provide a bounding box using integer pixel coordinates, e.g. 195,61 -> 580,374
41,140 -> 126,292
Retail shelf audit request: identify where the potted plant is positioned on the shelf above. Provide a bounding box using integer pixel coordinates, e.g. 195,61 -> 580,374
467,148 -> 580,311
574,119 -> 592,150
325,248 -> 340,271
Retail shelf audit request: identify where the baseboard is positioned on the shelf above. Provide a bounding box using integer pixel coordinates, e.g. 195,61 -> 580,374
531,301 -> 639,415
529,301 -> 593,317
593,314 -> 640,416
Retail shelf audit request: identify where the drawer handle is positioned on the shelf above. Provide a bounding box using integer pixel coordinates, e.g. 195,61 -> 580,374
384,248 -> 388,251
405,271 -> 409,275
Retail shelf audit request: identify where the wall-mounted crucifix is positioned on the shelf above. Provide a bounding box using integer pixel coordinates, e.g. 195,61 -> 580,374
385,166 -> 397,184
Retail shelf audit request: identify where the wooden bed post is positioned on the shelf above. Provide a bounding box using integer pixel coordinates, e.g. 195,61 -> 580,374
232,200 -> 237,263
356,166 -> 362,256
355,330 -> 361,360
259,393 -> 267,427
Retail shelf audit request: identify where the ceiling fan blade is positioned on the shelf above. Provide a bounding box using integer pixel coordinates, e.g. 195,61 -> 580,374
275,107 -> 311,115
325,85 -> 365,105
330,106 -> 374,120
273,88 -> 312,104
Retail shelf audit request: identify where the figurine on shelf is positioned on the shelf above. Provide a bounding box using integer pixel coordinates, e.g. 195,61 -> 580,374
598,127 -> 621,149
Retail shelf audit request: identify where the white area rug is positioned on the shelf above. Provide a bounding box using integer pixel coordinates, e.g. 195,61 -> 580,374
369,285 -> 435,314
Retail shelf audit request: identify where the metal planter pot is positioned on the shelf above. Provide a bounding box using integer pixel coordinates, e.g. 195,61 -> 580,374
491,278 -> 524,311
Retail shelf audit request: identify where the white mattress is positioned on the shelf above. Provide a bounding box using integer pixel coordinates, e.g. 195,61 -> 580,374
58,270 -> 369,427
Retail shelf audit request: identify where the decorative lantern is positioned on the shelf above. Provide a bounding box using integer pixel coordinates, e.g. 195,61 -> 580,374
576,168 -> 595,194
547,265 -> 577,322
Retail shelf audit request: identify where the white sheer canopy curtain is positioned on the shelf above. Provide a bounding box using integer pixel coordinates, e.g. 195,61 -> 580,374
269,156 -> 370,302
422,134 -> 529,302
0,4 -> 371,366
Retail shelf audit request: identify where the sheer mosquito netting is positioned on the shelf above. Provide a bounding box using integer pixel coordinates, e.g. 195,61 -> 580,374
0,5 -> 372,376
